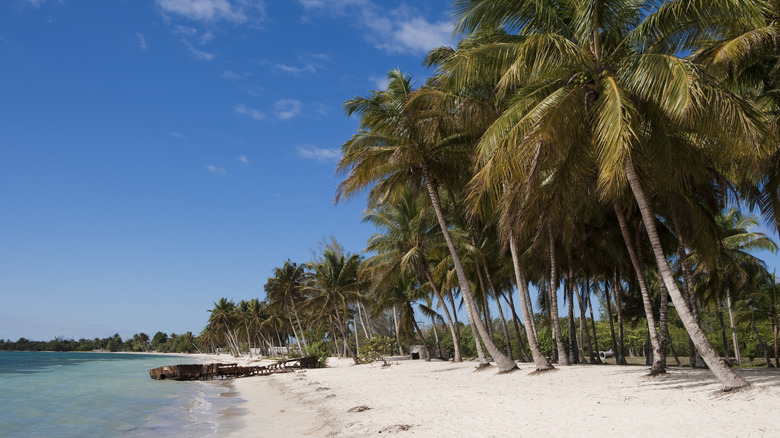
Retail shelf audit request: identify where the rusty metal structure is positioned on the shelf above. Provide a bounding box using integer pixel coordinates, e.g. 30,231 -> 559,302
148,356 -> 318,381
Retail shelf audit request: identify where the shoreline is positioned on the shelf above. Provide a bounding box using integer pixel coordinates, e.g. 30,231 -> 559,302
198,356 -> 780,437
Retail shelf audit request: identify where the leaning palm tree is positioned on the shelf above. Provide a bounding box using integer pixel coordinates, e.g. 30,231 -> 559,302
443,0 -> 767,389
336,70 -> 517,372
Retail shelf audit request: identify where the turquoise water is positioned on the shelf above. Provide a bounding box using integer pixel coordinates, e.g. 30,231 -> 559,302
0,351 -> 241,437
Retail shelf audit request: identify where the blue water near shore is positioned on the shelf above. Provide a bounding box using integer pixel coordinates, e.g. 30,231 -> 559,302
0,351 -> 241,437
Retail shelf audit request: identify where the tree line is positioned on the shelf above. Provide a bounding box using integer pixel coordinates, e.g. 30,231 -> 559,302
0,331 -> 200,353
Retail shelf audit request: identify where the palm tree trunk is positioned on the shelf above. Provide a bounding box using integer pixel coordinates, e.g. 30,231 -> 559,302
626,157 -> 749,389
432,315 -> 443,359
525,279 -> 538,341
481,261 -> 513,359
548,227 -> 570,365
726,289 -> 741,365
474,264 -> 495,341
422,171 -> 516,372
354,316 -> 360,354
613,203 -> 664,374
288,296 -> 308,351
676,237 -> 701,368
566,269 -> 578,364
357,302 -> 370,339
587,284 -> 601,364
605,279 -> 620,362
504,286 -> 532,362
361,302 -> 373,338
658,277 -> 670,368
392,306 -> 404,355
470,319 -> 489,365
774,319 -> 779,367
716,295 -> 731,362
448,291 -> 462,352
510,237 -> 554,371
614,270 -> 627,364
574,281 -> 595,364
424,270 -> 462,362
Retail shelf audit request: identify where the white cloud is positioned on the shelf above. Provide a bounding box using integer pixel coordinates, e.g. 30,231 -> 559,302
157,0 -> 264,23
274,100 -> 302,120
137,33 -> 148,51
221,70 -> 250,80
237,155 -> 251,164
297,1 -> 454,54
207,165 -> 227,175
168,131 -> 186,138
234,103 -> 265,120
297,145 -> 341,162
182,40 -> 215,60
275,53 -> 329,76
276,63 -> 318,75
173,25 -> 198,36
386,17 -> 451,53
369,74 -> 389,90
24,0 -> 45,7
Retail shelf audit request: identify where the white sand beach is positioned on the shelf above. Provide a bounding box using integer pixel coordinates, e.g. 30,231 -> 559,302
194,355 -> 780,437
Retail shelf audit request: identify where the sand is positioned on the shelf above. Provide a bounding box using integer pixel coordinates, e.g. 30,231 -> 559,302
194,355 -> 780,437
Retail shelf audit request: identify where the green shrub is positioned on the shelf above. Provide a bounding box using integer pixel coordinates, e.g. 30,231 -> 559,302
303,340 -> 330,368
358,336 -> 396,364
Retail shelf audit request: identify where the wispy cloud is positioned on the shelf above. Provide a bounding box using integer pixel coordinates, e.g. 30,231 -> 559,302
137,33 -> 148,51
221,70 -> 251,80
275,53 -> 329,76
297,145 -> 341,162
207,165 -> 227,175
23,0 -> 46,8
168,131 -> 186,139
234,103 -> 265,120
237,155 -> 251,165
274,99 -> 302,120
156,0 -> 264,23
297,1 -> 454,54
182,40 -> 215,60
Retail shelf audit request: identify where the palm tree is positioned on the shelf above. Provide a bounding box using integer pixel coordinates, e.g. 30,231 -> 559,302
693,209 -> 778,363
208,298 -> 241,356
265,260 -> 309,353
336,70 -> 517,372
306,248 -> 365,364
362,187 -> 464,361
443,0 -> 765,390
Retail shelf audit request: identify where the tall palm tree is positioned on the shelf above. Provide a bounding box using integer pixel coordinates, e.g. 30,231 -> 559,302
336,70 -> 517,372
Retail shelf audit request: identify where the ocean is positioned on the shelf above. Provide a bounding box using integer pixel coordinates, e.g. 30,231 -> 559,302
0,351 -> 243,437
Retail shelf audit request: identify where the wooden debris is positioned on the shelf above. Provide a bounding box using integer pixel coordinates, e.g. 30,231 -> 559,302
148,356 -> 318,381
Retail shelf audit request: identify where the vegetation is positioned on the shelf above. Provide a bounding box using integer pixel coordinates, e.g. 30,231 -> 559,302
0,331 -> 199,353
192,0 -> 780,392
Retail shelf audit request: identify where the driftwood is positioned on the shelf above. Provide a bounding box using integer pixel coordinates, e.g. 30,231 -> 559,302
148,356 -> 319,381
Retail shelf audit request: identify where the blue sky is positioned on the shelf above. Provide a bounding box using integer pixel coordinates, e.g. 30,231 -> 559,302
2,0 -> 779,344
0,0 -> 455,341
